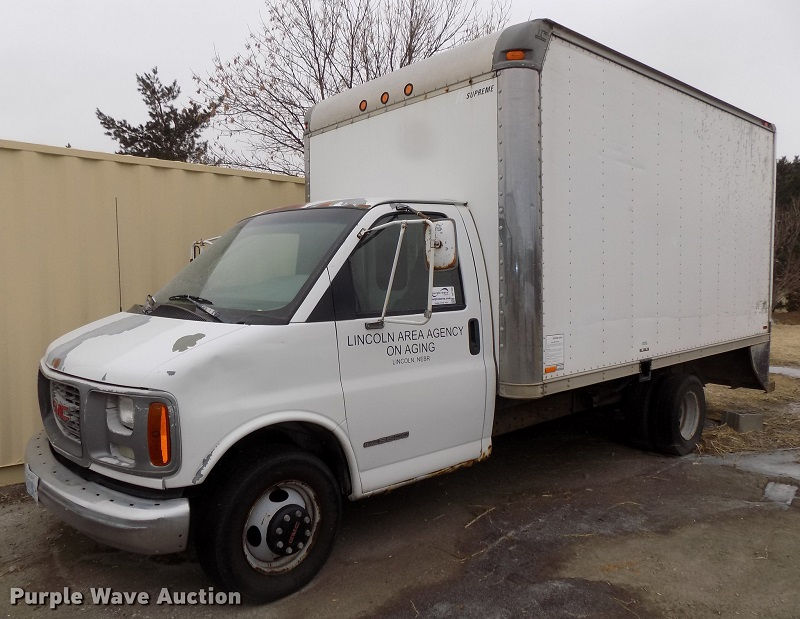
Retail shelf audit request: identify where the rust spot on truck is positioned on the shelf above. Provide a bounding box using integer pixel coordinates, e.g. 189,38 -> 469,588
437,250 -> 459,271
422,445 -> 493,479
367,444 -> 493,497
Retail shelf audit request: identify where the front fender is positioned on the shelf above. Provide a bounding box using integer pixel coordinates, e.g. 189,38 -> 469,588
182,411 -> 363,499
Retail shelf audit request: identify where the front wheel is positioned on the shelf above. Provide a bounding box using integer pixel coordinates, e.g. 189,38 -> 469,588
651,374 -> 706,456
195,449 -> 341,602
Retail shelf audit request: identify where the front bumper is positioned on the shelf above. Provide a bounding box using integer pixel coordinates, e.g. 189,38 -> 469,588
25,431 -> 190,554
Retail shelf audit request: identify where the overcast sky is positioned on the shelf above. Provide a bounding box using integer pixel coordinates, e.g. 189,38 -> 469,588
1,0 -> 797,159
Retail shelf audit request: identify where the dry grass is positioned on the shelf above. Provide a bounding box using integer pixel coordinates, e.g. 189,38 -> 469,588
770,324 -> 800,366
700,320 -> 800,455
700,407 -> 800,455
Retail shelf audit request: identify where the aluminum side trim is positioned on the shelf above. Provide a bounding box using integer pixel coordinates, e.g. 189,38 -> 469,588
497,68 -> 543,386
492,19 -> 774,131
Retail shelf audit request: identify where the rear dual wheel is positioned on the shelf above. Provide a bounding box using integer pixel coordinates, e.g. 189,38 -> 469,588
624,373 -> 706,456
651,374 -> 706,455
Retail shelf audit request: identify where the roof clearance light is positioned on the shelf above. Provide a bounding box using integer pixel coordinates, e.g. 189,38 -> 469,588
359,99 -> 367,112
505,50 -> 526,61
380,92 -> 389,105
404,83 -> 413,96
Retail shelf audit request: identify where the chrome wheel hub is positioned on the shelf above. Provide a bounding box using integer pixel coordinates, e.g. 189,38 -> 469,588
243,481 -> 318,573
679,391 -> 701,441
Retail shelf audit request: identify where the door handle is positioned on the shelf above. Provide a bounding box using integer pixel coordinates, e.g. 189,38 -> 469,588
468,318 -> 480,355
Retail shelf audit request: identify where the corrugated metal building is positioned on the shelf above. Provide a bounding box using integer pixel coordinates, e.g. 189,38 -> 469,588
0,140 -> 305,485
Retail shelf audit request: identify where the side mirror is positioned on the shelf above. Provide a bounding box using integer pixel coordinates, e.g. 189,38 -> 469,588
426,219 -> 458,270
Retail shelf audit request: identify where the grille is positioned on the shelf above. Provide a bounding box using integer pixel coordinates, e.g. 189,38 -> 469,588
51,381 -> 82,442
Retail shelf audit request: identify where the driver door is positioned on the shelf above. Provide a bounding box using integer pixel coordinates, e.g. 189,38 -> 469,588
330,206 -> 488,494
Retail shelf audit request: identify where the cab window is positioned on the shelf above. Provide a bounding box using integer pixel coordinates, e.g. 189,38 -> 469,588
332,214 -> 465,319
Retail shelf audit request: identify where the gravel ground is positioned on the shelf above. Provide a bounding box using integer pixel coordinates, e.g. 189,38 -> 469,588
2,409 -> 799,618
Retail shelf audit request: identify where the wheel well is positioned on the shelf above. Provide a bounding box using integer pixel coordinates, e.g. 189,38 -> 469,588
200,422 -> 353,497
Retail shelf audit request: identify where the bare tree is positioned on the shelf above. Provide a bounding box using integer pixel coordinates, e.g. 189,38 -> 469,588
195,0 -> 509,175
773,196 -> 800,309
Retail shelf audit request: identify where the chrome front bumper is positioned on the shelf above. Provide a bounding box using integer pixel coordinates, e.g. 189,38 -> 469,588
25,431 -> 190,554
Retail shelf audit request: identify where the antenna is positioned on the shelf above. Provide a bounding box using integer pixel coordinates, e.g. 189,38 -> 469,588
115,197 -> 122,312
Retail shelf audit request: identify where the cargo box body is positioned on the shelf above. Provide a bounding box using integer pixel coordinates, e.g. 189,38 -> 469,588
307,20 -> 775,397
534,32 -> 774,397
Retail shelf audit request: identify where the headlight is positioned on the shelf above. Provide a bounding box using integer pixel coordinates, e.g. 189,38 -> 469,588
118,396 -> 136,429
98,392 -> 178,473
105,395 -> 136,434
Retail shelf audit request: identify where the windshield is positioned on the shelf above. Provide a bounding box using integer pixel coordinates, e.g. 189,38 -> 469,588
152,207 -> 363,324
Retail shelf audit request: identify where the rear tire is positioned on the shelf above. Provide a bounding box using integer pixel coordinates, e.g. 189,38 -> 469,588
622,378 -> 660,449
195,448 -> 341,603
651,374 -> 706,456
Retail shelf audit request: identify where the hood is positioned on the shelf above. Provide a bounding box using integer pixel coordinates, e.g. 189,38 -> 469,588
44,313 -> 247,387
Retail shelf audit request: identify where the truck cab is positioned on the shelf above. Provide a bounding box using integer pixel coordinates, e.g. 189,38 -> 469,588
27,198 -> 494,601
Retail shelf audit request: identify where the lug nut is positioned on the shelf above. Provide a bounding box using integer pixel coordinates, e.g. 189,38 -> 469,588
286,547 -> 293,554
305,529 -> 311,537
304,516 -> 310,524
277,541 -> 284,549
295,510 -> 302,517
297,542 -> 304,549
276,528 -> 283,535
284,514 -> 290,522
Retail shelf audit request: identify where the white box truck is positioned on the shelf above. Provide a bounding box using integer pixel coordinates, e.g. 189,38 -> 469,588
25,19 -> 775,601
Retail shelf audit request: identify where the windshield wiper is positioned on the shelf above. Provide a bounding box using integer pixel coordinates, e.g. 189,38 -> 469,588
168,295 -> 222,322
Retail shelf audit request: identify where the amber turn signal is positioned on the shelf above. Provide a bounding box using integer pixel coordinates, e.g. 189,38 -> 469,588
505,50 -> 526,61
147,402 -> 171,466
404,83 -> 413,96
380,92 -> 389,104
359,99 -> 367,112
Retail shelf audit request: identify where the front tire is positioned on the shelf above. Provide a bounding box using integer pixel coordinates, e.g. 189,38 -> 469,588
651,374 -> 706,456
195,448 -> 341,602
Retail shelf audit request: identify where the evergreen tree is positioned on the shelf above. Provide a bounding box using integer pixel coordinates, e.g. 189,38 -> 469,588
97,67 -> 214,163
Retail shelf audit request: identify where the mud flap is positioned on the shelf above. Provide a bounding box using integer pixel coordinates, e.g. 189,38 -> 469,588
749,341 -> 771,392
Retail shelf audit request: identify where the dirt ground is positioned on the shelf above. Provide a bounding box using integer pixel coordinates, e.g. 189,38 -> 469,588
1,323 -> 798,618
2,426 -> 800,617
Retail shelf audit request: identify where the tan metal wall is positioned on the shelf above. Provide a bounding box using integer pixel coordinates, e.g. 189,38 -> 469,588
0,140 -> 305,484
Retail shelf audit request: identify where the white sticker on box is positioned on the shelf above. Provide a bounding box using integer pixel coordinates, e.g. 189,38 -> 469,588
432,286 -> 456,306
544,334 -> 565,374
